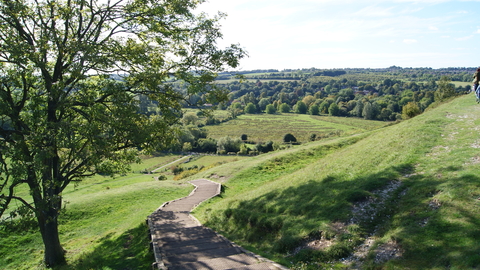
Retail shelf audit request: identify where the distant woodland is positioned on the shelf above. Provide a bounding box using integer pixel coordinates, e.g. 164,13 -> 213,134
135,66 -> 473,152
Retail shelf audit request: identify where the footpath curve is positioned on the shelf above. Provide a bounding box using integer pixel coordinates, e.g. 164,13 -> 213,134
147,179 -> 289,270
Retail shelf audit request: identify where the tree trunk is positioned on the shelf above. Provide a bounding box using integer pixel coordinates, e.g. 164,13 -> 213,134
38,207 -> 66,267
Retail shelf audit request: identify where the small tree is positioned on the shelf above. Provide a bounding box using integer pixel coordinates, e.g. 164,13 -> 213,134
241,134 -> 248,141
217,136 -> 242,153
295,101 -> 308,114
244,102 -> 257,114
328,103 -> 341,116
309,104 -> 320,115
265,104 -> 277,114
182,113 -> 199,126
435,76 -> 456,102
283,133 -> 297,143
402,102 -> 422,119
279,103 -> 291,113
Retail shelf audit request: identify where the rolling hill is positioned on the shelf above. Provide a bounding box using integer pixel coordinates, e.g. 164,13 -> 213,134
191,93 -> 480,269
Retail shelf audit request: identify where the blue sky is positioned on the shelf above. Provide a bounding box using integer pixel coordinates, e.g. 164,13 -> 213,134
198,0 -> 480,70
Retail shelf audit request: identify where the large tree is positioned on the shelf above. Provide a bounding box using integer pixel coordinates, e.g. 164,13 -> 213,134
0,0 -> 245,267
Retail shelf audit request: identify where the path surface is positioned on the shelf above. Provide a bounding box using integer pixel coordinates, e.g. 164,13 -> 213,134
148,179 -> 288,270
151,155 -> 192,173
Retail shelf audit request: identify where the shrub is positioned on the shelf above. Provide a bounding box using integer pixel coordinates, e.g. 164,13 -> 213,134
279,103 -> 290,113
283,133 -> 297,143
217,136 -> 242,153
256,141 -> 274,153
295,101 -> 307,114
244,102 -> 257,114
265,104 -> 276,114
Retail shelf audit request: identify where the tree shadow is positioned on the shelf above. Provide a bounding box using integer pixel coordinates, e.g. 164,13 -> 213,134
388,172 -> 480,269
59,222 -> 153,270
206,163 -> 417,252
206,163 -> 480,268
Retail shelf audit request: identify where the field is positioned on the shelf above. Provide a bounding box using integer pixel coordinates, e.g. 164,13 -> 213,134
204,113 -> 388,143
191,94 -> 480,269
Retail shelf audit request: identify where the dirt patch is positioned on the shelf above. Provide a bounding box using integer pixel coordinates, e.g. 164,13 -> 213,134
209,174 -> 227,182
291,222 -> 348,255
349,180 -> 402,225
470,156 -> 480,164
374,240 -> 403,263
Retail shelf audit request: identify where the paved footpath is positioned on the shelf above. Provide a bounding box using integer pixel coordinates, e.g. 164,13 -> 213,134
148,179 -> 289,270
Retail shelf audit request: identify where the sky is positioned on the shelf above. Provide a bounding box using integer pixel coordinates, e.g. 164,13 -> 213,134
197,0 -> 480,71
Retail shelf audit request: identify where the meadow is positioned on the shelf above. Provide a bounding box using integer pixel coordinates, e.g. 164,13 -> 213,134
204,113 -> 388,143
191,94 -> 480,269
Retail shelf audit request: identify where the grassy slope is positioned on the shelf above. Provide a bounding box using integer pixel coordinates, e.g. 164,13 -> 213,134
193,94 -> 480,269
0,154 -> 250,269
0,169 -> 193,269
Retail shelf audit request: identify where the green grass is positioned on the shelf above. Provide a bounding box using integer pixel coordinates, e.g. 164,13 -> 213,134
204,113 -> 387,143
4,93 -> 480,269
193,93 -> 480,269
0,162 -> 193,269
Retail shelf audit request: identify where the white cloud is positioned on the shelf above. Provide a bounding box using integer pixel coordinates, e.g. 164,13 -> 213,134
428,26 -> 439,31
456,35 -> 474,41
403,39 -> 418,44
355,5 -> 395,17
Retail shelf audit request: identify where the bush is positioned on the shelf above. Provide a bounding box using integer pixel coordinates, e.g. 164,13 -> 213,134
217,136 -> 242,153
265,104 -> 276,114
244,102 -> 257,114
279,103 -> 290,113
283,133 -> 297,143
295,101 -> 307,114
196,138 -> 217,153
170,165 -> 184,175
256,141 -> 274,153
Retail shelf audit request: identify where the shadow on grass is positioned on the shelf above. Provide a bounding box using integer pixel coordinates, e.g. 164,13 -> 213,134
61,222 -> 153,270
388,172 -> 480,269
205,163 -> 480,268
206,164 -> 417,252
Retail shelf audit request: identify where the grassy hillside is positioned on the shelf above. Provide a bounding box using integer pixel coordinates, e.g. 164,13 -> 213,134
0,154 -> 249,269
0,156 -> 193,270
192,93 -> 480,269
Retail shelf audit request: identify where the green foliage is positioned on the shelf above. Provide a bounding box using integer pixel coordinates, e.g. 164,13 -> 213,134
308,104 -> 319,115
402,102 -> 422,119
435,76 -> 456,102
295,101 -> 308,114
266,104 -> 277,114
279,103 -> 291,113
255,141 -> 274,153
328,103 -> 340,116
0,0 -> 246,266
217,136 -> 243,153
283,133 -> 297,143
245,102 -> 257,114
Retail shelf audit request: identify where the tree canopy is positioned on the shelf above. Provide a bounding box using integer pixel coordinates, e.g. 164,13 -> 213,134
0,0 -> 245,267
